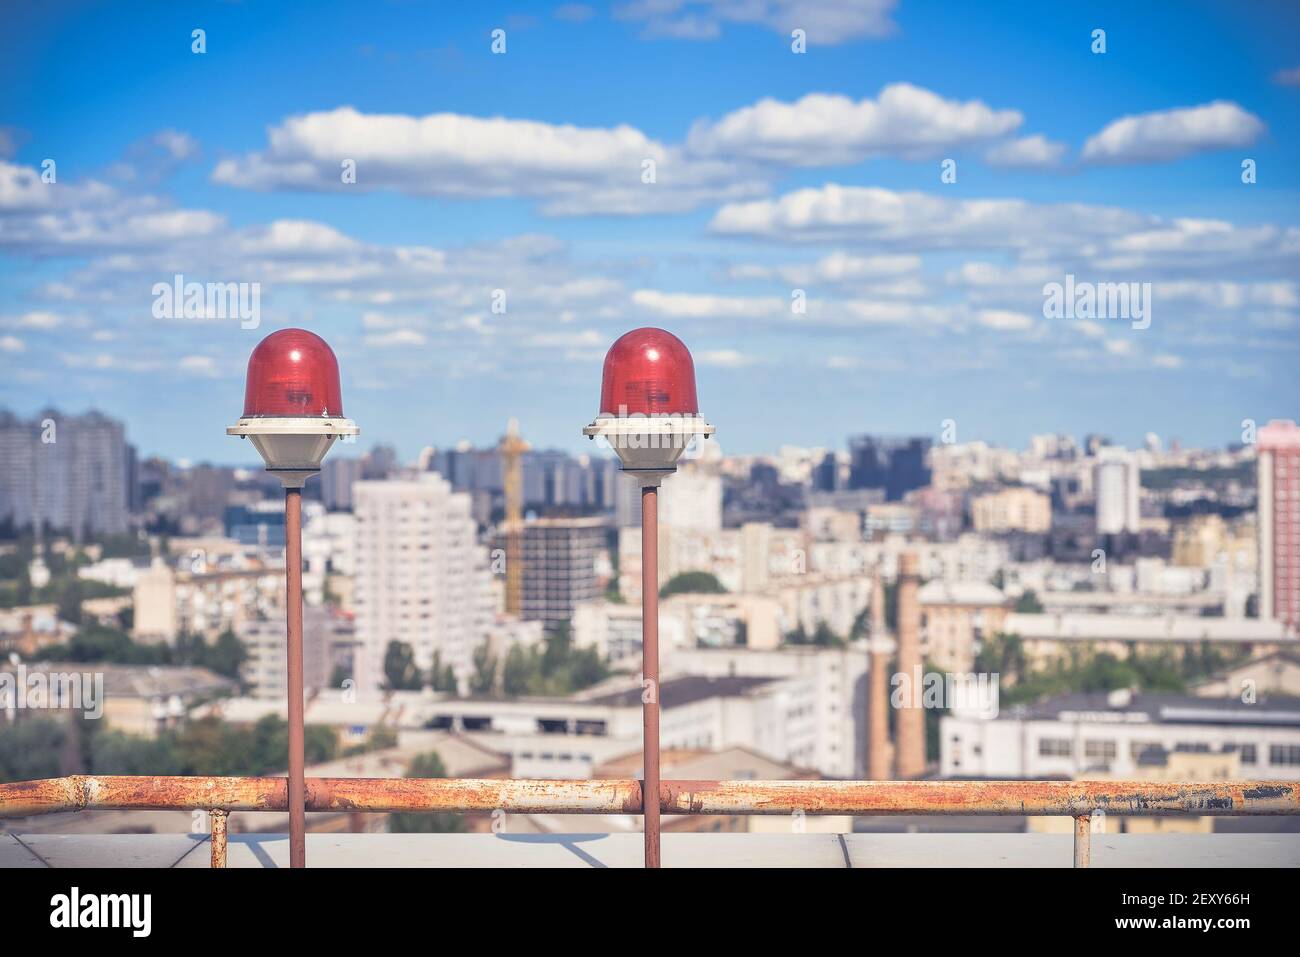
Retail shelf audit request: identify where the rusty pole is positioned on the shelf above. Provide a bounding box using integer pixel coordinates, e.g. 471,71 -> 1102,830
285,487 -> 306,869
210,808 -> 228,869
1073,813 -> 1092,868
641,484 -> 661,869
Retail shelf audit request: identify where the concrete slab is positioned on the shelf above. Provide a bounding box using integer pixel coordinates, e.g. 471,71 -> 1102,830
174,832 -> 848,867
0,833 -> 46,868
1091,834 -> 1300,868
16,833 -> 205,868
4,832 -> 1299,868
841,833 -> 1300,868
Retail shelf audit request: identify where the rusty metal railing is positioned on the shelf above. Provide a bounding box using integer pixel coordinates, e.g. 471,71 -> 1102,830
2,776 -> 1296,868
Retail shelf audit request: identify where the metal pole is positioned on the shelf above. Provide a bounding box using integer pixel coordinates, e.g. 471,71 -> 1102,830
640,484 -> 661,869
285,487 -> 306,868
210,808 -> 228,869
1073,813 -> 1091,868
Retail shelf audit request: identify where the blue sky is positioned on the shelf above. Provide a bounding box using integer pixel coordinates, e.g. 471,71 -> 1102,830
1,0 -> 1298,465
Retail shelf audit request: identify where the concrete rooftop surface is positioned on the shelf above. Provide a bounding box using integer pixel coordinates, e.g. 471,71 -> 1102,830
3,832 -> 1298,868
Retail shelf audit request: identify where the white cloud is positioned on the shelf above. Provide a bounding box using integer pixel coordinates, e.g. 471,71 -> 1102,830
365,329 -> 428,347
212,106 -> 765,215
4,310 -> 69,329
615,0 -> 898,45
0,161 -> 224,253
983,134 -> 1067,169
977,309 -> 1034,331
632,289 -> 785,318
178,355 -> 219,376
696,348 -> 754,367
727,251 -> 920,285
1152,354 -> 1184,369
0,335 -> 24,352
1272,66 -> 1300,87
554,5 -> 596,23
687,84 -> 1022,165
710,184 -> 1300,276
1081,101 -> 1265,165
709,183 -> 1150,251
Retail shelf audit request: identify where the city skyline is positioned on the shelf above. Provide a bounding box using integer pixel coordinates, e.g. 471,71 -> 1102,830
2,2 -> 1298,462
0,402 -> 1274,470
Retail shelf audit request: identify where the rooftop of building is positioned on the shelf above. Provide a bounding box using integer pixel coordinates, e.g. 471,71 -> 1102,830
585,675 -> 776,709
1001,690 -> 1300,726
0,660 -> 235,700
917,580 -> 1007,607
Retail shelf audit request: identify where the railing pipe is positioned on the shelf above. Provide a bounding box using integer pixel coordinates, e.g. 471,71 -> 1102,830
2,776 -> 1296,818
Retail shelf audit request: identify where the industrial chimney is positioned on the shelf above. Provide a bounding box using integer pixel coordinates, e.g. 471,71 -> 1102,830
894,550 -> 926,779
866,567 -> 895,780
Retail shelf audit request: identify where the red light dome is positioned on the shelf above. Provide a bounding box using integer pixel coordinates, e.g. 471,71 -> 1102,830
242,329 -> 344,417
598,328 -> 699,416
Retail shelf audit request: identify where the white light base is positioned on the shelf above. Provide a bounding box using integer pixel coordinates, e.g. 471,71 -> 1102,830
583,414 -> 715,479
227,416 -> 359,489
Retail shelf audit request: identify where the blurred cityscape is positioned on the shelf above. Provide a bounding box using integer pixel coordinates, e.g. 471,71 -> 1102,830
1,406 -> 1298,840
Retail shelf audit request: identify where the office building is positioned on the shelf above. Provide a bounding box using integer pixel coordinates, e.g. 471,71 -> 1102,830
1259,419 -> 1300,630
1094,446 -> 1141,535
353,474 -> 497,693
0,408 -> 129,536
847,435 -> 932,501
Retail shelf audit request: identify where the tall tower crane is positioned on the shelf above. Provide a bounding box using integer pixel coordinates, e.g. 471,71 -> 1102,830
499,418 -> 529,616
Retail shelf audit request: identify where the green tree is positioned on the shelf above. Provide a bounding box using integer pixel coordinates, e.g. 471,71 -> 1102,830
388,752 -> 468,833
1015,590 -> 1044,613
811,622 -> 844,647
427,652 -> 458,694
0,718 -> 66,782
470,641 -> 498,695
329,663 -> 352,689
202,629 -> 249,681
56,577 -> 84,625
660,571 -> 726,598
382,641 -> 423,691
501,644 -> 532,698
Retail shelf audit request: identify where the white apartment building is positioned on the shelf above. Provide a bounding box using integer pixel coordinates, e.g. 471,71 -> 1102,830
810,534 -> 1010,585
942,690 -> 1300,780
615,462 -> 722,530
1095,447 -> 1141,535
667,646 -> 869,778
302,504 -> 356,605
353,475 -> 497,695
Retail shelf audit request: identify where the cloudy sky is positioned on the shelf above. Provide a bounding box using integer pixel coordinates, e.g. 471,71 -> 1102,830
1,0 -> 1298,464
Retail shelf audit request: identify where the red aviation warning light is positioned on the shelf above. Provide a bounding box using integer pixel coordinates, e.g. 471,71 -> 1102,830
228,328 -> 359,488
243,329 -> 345,418
599,327 -> 699,416
584,327 -> 714,484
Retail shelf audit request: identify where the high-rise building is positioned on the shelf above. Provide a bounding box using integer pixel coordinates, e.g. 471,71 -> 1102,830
1094,446 -> 1141,535
0,409 -> 128,537
1259,420 -> 1300,631
353,475 -> 497,693
615,463 -> 722,530
320,455 -> 364,511
812,452 -> 840,492
515,517 -> 605,625
847,435 -> 932,501
430,445 -> 619,513
971,487 -> 1052,534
